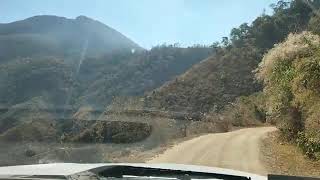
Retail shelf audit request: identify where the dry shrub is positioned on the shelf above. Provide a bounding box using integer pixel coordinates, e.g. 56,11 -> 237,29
0,120 -> 57,142
70,121 -> 152,144
256,31 -> 320,159
277,107 -> 303,141
220,94 -> 266,127
201,113 -> 232,132
256,31 -> 320,83
304,103 -> 320,144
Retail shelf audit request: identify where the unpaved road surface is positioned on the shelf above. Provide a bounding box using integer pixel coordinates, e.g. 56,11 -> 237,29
148,127 -> 277,175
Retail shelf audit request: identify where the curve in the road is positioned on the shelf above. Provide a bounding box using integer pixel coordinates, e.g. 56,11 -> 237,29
147,127 -> 277,175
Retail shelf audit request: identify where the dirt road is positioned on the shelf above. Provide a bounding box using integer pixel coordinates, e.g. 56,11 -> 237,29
148,127 -> 277,175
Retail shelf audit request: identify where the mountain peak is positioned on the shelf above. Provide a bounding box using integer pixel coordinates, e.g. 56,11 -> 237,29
24,15 -> 68,23
0,15 -> 142,60
75,15 -> 93,22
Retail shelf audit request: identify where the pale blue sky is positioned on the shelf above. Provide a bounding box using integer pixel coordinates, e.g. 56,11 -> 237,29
0,0 -> 278,49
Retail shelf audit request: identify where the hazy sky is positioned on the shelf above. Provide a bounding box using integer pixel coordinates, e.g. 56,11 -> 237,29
1,0 -> 278,49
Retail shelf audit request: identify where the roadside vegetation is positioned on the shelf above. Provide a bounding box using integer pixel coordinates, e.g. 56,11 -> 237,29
256,31 -> 320,160
220,93 -> 266,127
261,131 -> 320,177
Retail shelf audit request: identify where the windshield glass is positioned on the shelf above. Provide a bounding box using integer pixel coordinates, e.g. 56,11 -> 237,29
0,0 -> 320,178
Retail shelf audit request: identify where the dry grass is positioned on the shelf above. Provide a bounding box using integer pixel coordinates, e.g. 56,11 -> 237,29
260,131 -> 320,178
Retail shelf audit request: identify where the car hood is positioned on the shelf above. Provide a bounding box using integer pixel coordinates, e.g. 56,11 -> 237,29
0,163 -> 267,180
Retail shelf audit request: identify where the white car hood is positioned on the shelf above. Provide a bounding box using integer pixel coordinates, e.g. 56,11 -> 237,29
0,163 -> 267,180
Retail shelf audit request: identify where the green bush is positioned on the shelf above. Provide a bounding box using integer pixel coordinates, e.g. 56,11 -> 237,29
297,132 -> 320,160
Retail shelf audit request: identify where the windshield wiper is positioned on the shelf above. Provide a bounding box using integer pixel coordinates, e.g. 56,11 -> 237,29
89,166 -> 251,180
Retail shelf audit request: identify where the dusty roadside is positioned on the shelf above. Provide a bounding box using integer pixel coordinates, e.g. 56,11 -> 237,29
111,133 -> 203,163
117,126 -> 268,164
114,121 -> 234,163
146,127 -> 276,175
260,131 -> 320,177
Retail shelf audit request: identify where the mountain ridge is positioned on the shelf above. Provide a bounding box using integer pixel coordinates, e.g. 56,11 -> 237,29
0,15 -> 142,61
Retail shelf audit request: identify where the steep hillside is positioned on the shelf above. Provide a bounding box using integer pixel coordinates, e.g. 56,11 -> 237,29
147,47 -> 261,112
0,15 -> 213,109
0,15 -> 141,62
0,57 -> 72,106
75,45 -> 213,107
147,0 -> 318,113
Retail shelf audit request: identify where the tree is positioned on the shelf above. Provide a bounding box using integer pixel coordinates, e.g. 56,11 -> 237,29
221,37 -> 230,47
270,0 -> 290,13
230,23 -> 250,46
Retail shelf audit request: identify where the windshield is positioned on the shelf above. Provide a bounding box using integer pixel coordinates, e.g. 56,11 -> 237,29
0,0 -> 320,178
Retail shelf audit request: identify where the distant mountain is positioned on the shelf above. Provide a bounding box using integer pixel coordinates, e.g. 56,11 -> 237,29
0,15 -> 213,109
0,15 -> 142,62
